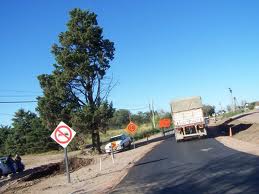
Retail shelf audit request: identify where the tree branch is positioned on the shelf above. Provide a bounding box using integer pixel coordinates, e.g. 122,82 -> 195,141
68,85 -> 86,106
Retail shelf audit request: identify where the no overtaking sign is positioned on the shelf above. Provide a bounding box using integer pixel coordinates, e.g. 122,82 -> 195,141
50,121 -> 76,148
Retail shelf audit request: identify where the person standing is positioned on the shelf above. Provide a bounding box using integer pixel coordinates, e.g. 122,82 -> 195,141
6,154 -> 16,174
14,154 -> 24,172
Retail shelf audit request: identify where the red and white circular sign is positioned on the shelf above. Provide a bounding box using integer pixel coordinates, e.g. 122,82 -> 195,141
51,121 -> 76,148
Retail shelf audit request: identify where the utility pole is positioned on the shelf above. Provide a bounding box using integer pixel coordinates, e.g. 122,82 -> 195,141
128,112 -> 131,122
233,97 -> 237,111
149,100 -> 155,129
219,102 -> 223,111
152,100 -> 155,129
228,88 -> 234,112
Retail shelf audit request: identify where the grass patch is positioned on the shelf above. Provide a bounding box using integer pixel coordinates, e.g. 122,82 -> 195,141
81,123 -> 167,146
100,123 -> 163,143
222,110 -> 245,119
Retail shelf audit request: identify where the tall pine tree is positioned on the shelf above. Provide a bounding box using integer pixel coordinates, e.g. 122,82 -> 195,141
38,8 -> 115,153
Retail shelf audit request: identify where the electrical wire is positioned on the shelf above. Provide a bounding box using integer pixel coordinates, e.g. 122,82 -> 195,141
0,101 -> 37,104
0,95 -> 38,98
0,113 -> 14,116
115,106 -> 149,111
0,89 -> 41,94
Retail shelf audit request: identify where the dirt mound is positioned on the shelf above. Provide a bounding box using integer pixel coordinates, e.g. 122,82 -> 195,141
67,157 -> 93,172
22,157 -> 93,182
0,157 -> 93,193
214,115 -> 259,145
232,123 -> 259,144
21,163 -> 60,182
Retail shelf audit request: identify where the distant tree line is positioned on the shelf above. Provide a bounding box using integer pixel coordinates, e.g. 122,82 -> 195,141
109,109 -> 151,129
0,109 -> 57,156
0,108 -> 172,155
202,105 -> 215,117
109,109 -> 173,129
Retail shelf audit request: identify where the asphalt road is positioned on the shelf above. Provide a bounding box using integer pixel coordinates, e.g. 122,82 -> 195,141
112,132 -> 259,194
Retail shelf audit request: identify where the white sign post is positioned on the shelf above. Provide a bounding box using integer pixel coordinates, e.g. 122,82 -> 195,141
50,121 -> 76,183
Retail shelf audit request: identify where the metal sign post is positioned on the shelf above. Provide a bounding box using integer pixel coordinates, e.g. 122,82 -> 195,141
99,158 -> 102,171
111,146 -> 115,164
64,147 -> 71,183
133,137 -> 136,149
50,121 -> 76,184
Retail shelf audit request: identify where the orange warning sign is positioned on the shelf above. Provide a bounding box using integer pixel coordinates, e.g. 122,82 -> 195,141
125,121 -> 138,135
159,118 -> 171,128
111,141 -> 117,149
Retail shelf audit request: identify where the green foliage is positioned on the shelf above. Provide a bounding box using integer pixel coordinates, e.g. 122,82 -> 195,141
222,109 -> 245,119
37,74 -> 75,130
109,109 -> 130,129
2,109 -> 57,156
37,8 -> 115,153
248,102 -> 256,110
0,125 -> 11,155
131,112 -> 151,125
202,105 -> 215,117
133,128 -> 161,141
109,110 -> 153,129
159,112 -> 171,119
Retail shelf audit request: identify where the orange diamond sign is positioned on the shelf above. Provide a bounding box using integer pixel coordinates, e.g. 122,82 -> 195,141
125,121 -> 138,135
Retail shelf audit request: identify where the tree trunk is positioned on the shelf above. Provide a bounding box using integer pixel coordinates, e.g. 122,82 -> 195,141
91,130 -> 101,154
89,103 -> 102,154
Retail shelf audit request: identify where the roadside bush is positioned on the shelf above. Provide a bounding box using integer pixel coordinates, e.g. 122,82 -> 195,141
222,109 -> 245,119
133,128 -> 161,141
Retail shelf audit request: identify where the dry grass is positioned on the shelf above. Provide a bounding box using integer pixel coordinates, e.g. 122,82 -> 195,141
100,123 -> 157,142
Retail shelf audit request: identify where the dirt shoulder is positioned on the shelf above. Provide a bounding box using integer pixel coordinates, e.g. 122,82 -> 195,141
0,133 -> 166,194
214,111 -> 259,157
216,136 -> 259,157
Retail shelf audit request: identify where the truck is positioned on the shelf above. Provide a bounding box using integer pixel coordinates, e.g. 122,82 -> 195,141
170,96 -> 207,142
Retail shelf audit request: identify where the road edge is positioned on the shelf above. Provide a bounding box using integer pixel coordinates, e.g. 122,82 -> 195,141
215,136 -> 259,157
104,140 -> 164,193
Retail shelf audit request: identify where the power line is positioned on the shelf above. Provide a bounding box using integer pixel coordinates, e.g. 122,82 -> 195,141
115,106 -> 149,111
0,95 -> 38,98
0,89 -> 41,94
0,101 -> 37,104
0,113 -> 14,116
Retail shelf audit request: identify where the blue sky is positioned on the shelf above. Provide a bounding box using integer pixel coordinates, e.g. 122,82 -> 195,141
1,0 -> 259,126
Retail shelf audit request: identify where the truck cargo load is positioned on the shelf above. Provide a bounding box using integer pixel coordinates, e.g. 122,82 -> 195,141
170,96 -> 207,142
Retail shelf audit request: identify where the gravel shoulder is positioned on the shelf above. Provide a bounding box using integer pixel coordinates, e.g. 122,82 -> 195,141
1,134 -> 165,194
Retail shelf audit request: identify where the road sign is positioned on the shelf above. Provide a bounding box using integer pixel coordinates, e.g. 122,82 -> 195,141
50,121 -> 76,148
50,121 -> 76,183
111,141 -> 117,149
159,118 -> 171,128
125,121 -> 138,135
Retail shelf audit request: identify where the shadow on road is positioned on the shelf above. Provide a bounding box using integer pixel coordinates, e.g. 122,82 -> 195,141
134,158 -> 168,167
150,152 -> 259,194
133,134 -> 174,150
113,148 -> 259,194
